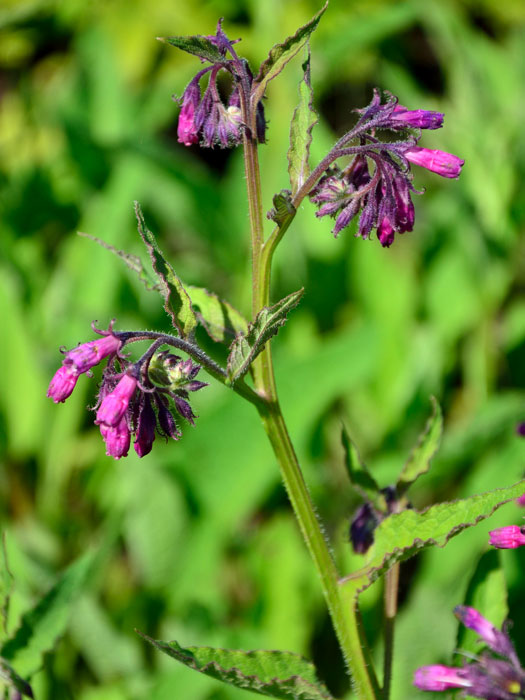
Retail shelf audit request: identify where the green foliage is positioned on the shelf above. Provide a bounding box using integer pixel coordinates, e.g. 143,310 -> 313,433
187,286 -> 249,343
0,657 -> 33,698
350,481 -> 525,593
341,428 -> 383,509
227,289 -> 304,383
141,635 -> 334,700
160,34 -> 225,64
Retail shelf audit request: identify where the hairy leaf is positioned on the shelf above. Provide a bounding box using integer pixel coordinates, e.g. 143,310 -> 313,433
288,52 -> 318,195
78,231 -> 159,291
267,190 -> 296,228
188,286 -> 248,343
397,397 -> 443,495
341,428 -> 384,508
227,289 -> 304,383
140,635 -> 334,700
135,201 -> 197,338
252,3 -> 328,107
158,34 -> 224,64
0,657 -> 33,698
0,551 -> 94,676
346,480 -> 525,595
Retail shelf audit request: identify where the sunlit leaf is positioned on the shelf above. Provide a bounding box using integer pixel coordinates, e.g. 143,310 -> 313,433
140,635 -> 334,700
252,3 -> 328,106
158,34 -> 224,64
187,286 -> 248,343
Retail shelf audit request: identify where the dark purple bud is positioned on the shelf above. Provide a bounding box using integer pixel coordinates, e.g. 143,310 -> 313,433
64,332 -> 122,374
390,104 -> 444,130
516,493 -> 525,507
174,397 -> 196,424
413,665 -> 472,692
392,175 -> 415,233
100,417 -> 130,460
47,365 -> 79,403
454,606 -> 517,659
156,397 -> 181,440
255,100 -> 267,144
96,374 -> 138,427
357,194 -> 377,240
134,395 -> 156,458
377,217 -> 395,248
349,502 -> 378,554
489,525 -> 525,549
516,422 -> 525,437
404,146 -> 464,179
177,79 -> 201,146
333,197 -> 361,237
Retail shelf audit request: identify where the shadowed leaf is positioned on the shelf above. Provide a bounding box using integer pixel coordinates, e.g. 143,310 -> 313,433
341,428 -> 385,509
188,286 -> 248,343
397,397 -> 443,495
288,51 -> 318,195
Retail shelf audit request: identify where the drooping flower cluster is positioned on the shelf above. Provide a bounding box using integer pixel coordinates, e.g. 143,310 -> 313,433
309,90 -> 464,247
414,606 -> 525,699
48,324 -> 207,459
176,20 -> 266,148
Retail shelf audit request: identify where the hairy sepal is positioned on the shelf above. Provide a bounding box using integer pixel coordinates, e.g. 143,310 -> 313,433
251,2 -> 328,107
139,634 -> 334,700
397,396 -> 443,496
135,201 -> 198,339
288,51 -> 318,195
227,289 -> 304,384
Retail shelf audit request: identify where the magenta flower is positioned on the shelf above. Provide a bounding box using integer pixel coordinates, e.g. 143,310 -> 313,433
516,493 -> 525,506
95,374 -> 138,428
489,525 -> 525,549
389,104 -> 444,130
100,418 -> 131,460
404,146 -> 464,179
64,332 -> 122,374
177,78 -> 201,146
454,606 -> 516,658
414,665 -> 472,692
47,365 -> 79,403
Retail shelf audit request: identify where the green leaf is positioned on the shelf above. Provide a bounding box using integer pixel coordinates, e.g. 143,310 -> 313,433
252,2 -> 328,106
397,397 -> 443,496
139,635 -> 334,700
187,286 -> 248,343
347,480 -> 525,595
457,550 -> 508,656
158,34 -> 224,64
341,428 -> 383,508
227,289 -> 304,383
267,190 -> 296,228
0,657 -> 33,698
135,201 -> 197,338
0,551 -> 94,677
287,51 -> 318,196
78,231 -> 160,291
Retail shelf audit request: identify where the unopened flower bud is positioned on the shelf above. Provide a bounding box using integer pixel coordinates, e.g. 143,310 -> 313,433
134,395 -> 156,458
64,333 -> 122,374
390,105 -> 444,130
489,525 -> 525,549
47,365 -> 79,403
454,606 -> 516,658
413,665 -> 472,692
404,146 -> 464,179
100,417 -> 130,460
96,374 -> 138,427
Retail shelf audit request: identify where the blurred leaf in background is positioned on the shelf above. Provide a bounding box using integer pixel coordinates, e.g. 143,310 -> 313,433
0,0 -> 525,698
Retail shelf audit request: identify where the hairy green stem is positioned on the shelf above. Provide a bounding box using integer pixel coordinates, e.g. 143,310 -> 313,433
241,111 -> 380,699
382,562 -> 400,700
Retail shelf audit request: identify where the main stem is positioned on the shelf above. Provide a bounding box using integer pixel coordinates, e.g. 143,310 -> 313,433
242,128 -> 379,699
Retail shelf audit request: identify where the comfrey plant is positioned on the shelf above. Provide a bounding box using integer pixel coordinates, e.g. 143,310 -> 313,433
33,6 -> 525,700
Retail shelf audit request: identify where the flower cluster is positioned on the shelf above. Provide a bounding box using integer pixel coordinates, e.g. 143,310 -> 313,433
176,20 -> 266,148
309,90 -> 464,247
48,324 -> 207,459
414,606 -> 525,699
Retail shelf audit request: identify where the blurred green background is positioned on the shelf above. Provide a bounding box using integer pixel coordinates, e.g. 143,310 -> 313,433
1,0 -> 525,697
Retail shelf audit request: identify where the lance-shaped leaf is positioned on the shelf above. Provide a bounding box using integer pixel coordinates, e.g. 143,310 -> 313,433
78,231 -> 159,291
341,428 -> 385,510
1,551 -> 94,677
140,635 -> 334,700
0,657 -> 33,698
227,289 -> 304,383
187,286 -> 248,343
344,480 -> 525,596
135,202 -> 197,339
288,51 -> 318,196
158,34 -> 224,64
267,190 -> 296,228
397,397 -> 443,496
251,2 -> 328,107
